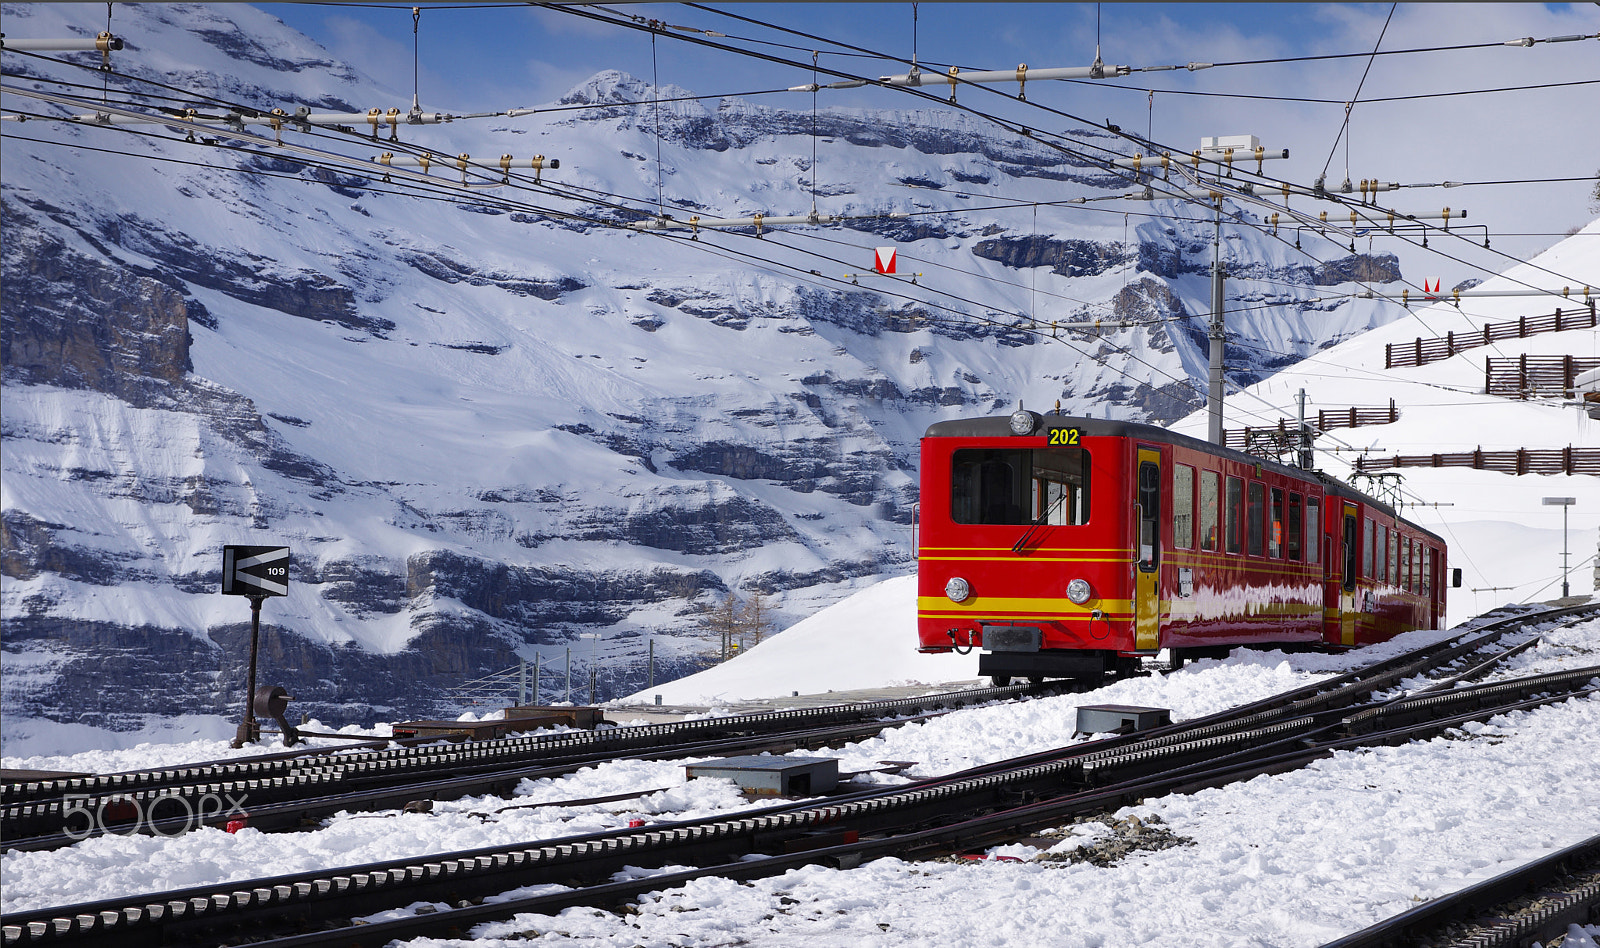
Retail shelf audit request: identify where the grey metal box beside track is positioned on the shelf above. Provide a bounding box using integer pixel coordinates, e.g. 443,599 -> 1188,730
1075,705 -> 1172,734
685,756 -> 839,796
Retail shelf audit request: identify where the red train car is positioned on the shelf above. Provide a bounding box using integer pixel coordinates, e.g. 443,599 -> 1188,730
916,410 -> 1457,684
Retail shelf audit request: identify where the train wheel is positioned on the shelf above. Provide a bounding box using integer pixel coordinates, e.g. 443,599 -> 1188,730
990,674 -> 1013,687
1027,675 -> 1045,685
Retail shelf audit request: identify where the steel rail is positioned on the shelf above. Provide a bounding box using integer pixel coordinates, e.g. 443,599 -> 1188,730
1317,833 -> 1600,948
0,680 -> 1033,805
7,609 -> 1590,948
0,710 -> 959,851
58,674 -> 1592,948
0,681 -> 1039,841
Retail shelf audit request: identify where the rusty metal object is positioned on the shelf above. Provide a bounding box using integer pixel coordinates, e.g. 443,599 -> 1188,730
253,685 -> 300,747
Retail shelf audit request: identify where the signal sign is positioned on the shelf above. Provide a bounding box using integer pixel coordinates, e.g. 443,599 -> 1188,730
222,545 -> 290,597
874,247 -> 897,274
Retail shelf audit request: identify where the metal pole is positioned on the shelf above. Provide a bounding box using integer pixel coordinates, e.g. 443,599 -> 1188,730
232,596 -> 264,748
1562,503 -> 1570,598
518,658 -> 527,706
1297,388 -> 1314,470
1207,202 -> 1226,445
565,647 -> 571,703
648,638 -> 655,689
1543,497 -> 1577,598
531,653 -> 541,705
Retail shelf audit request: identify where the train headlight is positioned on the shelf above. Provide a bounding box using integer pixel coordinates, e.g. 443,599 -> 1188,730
1066,578 -> 1092,605
1009,408 -> 1039,435
945,577 -> 971,603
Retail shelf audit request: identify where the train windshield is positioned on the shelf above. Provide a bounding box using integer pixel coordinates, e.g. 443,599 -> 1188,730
950,447 -> 1091,525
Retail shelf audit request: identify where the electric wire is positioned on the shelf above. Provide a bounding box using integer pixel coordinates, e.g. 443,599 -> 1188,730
0,83 -> 1513,449
9,17 -> 1587,467
16,9 -> 1586,304
1072,77 -> 1600,106
592,3 -> 1598,295
1319,2 -> 1395,182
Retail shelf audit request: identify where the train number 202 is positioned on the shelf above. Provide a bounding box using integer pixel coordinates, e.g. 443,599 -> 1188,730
1047,427 -> 1081,446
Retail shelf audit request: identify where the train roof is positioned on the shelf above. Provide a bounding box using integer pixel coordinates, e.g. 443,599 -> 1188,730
923,413 -> 1446,546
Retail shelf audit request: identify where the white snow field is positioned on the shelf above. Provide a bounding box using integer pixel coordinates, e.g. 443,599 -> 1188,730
2,608 -> 1596,948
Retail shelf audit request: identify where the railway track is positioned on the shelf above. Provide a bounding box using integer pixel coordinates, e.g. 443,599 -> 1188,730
0,680 -> 1038,849
6,602 -> 1594,948
1320,833 -> 1600,948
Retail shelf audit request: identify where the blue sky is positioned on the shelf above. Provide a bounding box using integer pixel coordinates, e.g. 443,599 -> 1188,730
268,3 -> 1406,113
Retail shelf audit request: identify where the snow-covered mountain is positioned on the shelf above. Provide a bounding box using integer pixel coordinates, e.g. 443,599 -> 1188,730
2,3 -> 1411,729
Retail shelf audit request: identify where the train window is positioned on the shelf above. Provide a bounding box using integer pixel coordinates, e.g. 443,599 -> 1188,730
1200,470 -> 1220,552
1411,539 -> 1422,594
950,447 -> 1090,526
1342,510 -> 1358,592
1423,546 -> 1433,597
1268,488 -> 1285,558
1137,460 -> 1160,571
1287,493 -> 1303,562
1247,482 -> 1265,556
1377,526 -> 1387,584
1363,519 -> 1375,578
1225,476 -> 1244,554
1305,497 -> 1320,565
1173,465 -> 1194,550
1387,528 -> 1399,586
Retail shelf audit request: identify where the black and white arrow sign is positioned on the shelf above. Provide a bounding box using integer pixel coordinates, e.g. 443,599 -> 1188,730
222,545 -> 290,597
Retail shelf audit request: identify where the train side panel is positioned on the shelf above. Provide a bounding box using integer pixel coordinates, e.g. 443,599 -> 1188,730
1158,443 -> 1325,649
1322,487 -> 1449,646
916,413 -> 1449,681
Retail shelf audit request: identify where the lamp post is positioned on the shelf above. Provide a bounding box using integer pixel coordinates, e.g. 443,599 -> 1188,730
1541,497 -> 1577,598
583,633 -> 602,704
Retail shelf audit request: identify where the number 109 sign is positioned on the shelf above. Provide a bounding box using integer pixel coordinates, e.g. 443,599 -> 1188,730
222,545 -> 290,597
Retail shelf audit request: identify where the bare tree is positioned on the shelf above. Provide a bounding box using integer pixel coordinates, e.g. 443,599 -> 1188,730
743,590 -> 774,647
702,590 -> 777,662
706,593 -> 744,662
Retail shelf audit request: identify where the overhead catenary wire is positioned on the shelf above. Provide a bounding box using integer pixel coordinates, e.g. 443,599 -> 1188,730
1067,76 -> 1600,106
15,8 -> 1587,304
3,52 -> 1574,448
6,39 -> 1561,336
1319,2 -> 1395,187
9,12 -> 1587,464
0,66 -> 1497,403
0,111 -> 1481,471
571,2 -> 1596,295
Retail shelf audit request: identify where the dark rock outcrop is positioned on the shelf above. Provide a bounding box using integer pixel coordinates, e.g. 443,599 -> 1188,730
973,236 -> 1133,278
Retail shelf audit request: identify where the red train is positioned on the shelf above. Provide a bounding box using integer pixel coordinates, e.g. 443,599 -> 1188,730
916,409 -> 1459,684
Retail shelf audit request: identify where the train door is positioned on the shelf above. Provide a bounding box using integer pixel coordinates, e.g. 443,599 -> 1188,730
1134,446 -> 1162,650
1339,503 -> 1359,646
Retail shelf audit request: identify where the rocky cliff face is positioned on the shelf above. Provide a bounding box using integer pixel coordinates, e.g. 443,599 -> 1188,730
0,6 -> 1407,730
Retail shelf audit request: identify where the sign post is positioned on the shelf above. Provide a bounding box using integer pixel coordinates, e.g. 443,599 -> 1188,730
222,545 -> 290,747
